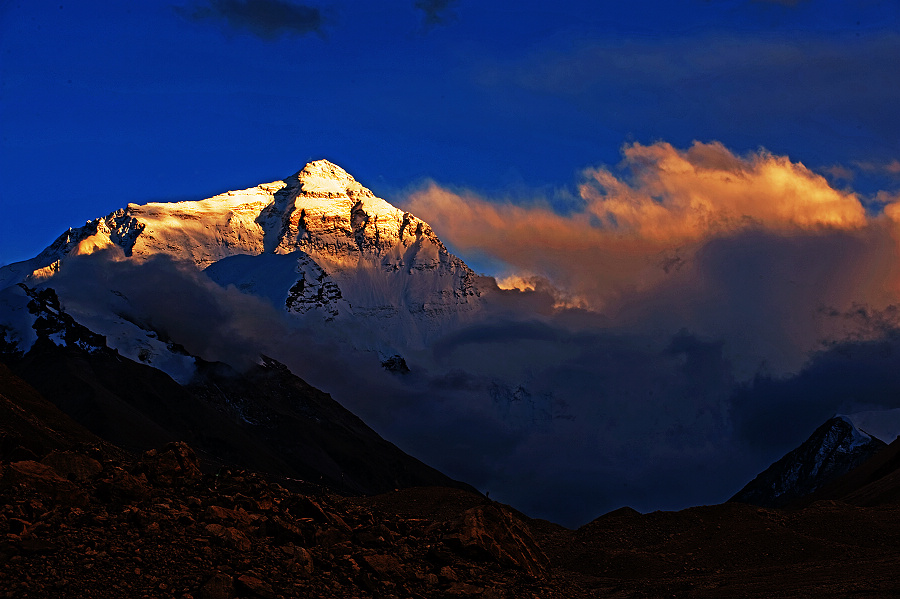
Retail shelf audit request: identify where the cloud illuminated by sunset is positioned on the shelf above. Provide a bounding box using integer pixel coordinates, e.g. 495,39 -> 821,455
581,141 -> 866,240
406,141 -> 900,358
410,141 -> 866,249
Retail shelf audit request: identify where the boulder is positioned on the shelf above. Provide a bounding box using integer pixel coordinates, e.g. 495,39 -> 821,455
235,574 -> 275,599
139,441 -> 202,486
41,451 -> 102,481
443,504 -> 549,578
95,468 -> 150,502
1,460 -> 87,506
362,553 -> 406,580
205,524 -> 252,552
199,572 -> 235,599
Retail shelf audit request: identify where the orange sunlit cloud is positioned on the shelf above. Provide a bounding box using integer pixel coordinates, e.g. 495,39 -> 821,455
854,159 -> 900,177
406,141 -> 900,373
407,141 -> 872,305
580,141 -> 866,240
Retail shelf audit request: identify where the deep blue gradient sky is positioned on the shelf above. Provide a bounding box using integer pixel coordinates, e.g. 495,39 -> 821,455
2,0 -> 899,267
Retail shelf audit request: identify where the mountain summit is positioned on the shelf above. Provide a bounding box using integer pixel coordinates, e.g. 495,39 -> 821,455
0,161 -> 488,377
3,159 -> 477,280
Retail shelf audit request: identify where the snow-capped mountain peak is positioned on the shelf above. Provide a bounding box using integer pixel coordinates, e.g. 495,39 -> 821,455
295,159 -> 373,198
252,159 -> 450,267
835,414 -> 877,449
0,160 -> 487,378
2,159 -> 467,280
730,415 -> 886,508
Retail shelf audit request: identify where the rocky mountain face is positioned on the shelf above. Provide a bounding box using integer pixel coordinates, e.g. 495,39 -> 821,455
797,434 -> 900,507
730,415 -> 886,508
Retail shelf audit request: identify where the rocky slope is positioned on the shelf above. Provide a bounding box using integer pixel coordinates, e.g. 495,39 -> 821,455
797,434 -> 900,507
729,416 -> 886,508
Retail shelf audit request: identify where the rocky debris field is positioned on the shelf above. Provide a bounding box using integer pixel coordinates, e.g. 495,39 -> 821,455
0,441 -> 573,599
4,440 -> 900,598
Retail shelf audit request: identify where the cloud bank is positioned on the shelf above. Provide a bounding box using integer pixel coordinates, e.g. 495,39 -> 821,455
407,141 -> 900,377
379,141 -> 900,522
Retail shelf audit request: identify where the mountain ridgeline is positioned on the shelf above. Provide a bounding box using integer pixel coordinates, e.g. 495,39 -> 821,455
1,284 -> 472,496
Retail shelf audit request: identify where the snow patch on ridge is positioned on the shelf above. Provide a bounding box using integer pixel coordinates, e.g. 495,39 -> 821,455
835,414 -> 875,449
845,409 -> 900,444
67,308 -> 198,384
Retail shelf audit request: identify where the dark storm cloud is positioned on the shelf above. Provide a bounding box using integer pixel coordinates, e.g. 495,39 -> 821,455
350,302 -> 747,525
417,296 -> 900,524
731,328 -> 900,464
475,32 -> 900,164
414,0 -> 458,26
178,0 -> 325,39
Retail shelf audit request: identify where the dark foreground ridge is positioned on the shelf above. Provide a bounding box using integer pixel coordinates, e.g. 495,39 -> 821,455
5,367 -> 900,597
3,285 -> 473,497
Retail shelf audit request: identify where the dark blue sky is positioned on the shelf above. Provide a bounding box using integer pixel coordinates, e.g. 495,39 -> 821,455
2,0 -> 899,267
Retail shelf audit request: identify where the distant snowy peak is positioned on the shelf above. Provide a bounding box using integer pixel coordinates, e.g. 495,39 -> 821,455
730,415 -> 886,508
844,409 -> 900,444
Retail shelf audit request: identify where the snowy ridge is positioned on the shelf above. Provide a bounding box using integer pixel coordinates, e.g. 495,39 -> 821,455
835,414 -> 876,450
845,409 -> 900,444
0,159 -> 477,277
